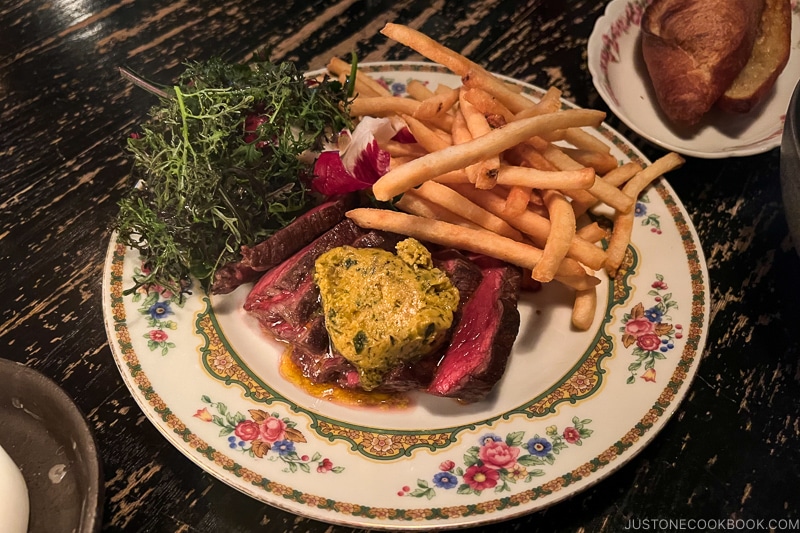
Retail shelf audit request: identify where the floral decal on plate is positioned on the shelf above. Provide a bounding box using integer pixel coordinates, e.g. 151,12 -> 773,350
635,193 -> 662,235
400,418 -> 593,499
621,274 -> 683,384
195,396 -> 344,474
131,263 -> 187,355
376,76 -> 408,96
597,0 -> 651,101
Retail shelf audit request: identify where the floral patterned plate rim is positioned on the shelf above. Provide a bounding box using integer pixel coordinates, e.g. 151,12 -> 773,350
587,0 -> 800,159
102,62 -> 710,530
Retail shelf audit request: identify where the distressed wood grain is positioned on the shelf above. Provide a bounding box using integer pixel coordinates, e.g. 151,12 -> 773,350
1,0 -> 798,531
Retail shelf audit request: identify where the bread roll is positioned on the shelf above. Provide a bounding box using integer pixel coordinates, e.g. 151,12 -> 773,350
641,0 -> 765,125
718,0 -> 792,113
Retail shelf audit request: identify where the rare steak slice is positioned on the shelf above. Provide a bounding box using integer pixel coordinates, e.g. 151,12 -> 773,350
210,194 -> 355,294
240,194 -> 356,271
426,256 -> 522,403
210,261 -> 262,295
244,219 -> 366,347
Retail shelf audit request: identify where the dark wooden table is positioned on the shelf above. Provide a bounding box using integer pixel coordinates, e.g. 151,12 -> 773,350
2,1 -> 799,531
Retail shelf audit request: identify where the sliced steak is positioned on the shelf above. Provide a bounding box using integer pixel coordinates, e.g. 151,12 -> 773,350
240,194 -> 356,271
210,261 -> 262,295
426,256 -> 522,403
211,195 -> 355,294
244,218 -> 366,347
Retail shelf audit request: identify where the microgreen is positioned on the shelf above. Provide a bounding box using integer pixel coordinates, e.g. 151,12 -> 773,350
115,57 -> 354,296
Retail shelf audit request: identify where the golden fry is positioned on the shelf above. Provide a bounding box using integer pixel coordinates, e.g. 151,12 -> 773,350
414,87 -> 460,119
395,190 -> 484,231
532,190 -> 576,283
406,79 -> 434,101
414,181 -> 523,241
622,152 -> 686,199
346,208 -> 600,290
502,186 -> 533,217
462,67 -> 535,114
451,185 -> 608,271
572,283 -> 598,331
401,114 -> 451,152
605,210 -> 634,276
380,23 -> 484,76
371,108 -> 606,201
496,165 -> 596,190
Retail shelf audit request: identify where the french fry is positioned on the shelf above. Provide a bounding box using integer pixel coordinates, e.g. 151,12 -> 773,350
346,208 -> 600,290
451,184 -> 608,271
406,79 -> 434,101
528,137 -> 634,212
371,108 -> 606,201
395,190 -> 484,231
576,221 -> 607,243
450,110 -> 481,184
495,165 -> 596,190
570,162 -> 643,217
401,114 -> 451,152
603,161 -> 645,188
605,209 -> 634,276
351,98 -> 453,132
514,86 -> 563,119
381,139 -> 427,158
502,186 -> 533,217
622,152 -> 686,199
563,127 -> 611,154
532,190 -> 576,283
380,23 -> 485,77
350,96 -> 421,117
414,87 -> 460,119
459,90 -> 501,189
572,279 -> 598,331
414,181 -> 524,241
462,87 -> 515,123
561,147 -> 619,175
431,168 -> 471,184
461,67 -> 536,114
327,57 -> 390,97
505,142 -> 559,171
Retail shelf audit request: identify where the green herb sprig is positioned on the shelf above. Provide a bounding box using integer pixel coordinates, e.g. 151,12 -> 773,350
115,58 -> 353,296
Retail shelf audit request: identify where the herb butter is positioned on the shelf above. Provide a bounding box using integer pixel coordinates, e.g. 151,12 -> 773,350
314,238 -> 459,390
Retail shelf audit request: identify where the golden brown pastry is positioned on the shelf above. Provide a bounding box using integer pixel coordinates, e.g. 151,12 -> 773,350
641,0 -> 765,125
717,0 -> 792,113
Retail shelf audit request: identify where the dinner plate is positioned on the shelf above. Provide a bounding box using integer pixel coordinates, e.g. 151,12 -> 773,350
587,0 -> 800,158
102,62 -> 710,530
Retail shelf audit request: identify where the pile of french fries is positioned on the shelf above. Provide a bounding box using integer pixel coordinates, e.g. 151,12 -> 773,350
326,23 -> 684,331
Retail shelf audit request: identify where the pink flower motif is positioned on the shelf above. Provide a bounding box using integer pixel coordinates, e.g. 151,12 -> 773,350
479,440 -> 520,470
636,333 -> 662,351
148,330 -> 168,342
258,416 -> 287,443
439,460 -> 455,472
625,317 -> 654,337
651,280 -> 668,290
234,420 -> 260,442
463,465 -> 499,491
193,408 -> 212,422
563,426 -> 581,444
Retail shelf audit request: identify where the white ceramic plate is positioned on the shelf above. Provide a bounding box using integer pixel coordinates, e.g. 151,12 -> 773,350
102,62 -> 710,530
587,0 -> 800,158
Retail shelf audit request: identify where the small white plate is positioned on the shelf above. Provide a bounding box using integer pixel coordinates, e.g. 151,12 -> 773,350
587,0 -> 800,158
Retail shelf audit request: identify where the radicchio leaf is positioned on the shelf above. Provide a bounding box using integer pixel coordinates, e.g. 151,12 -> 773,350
312,117 -> 397,195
